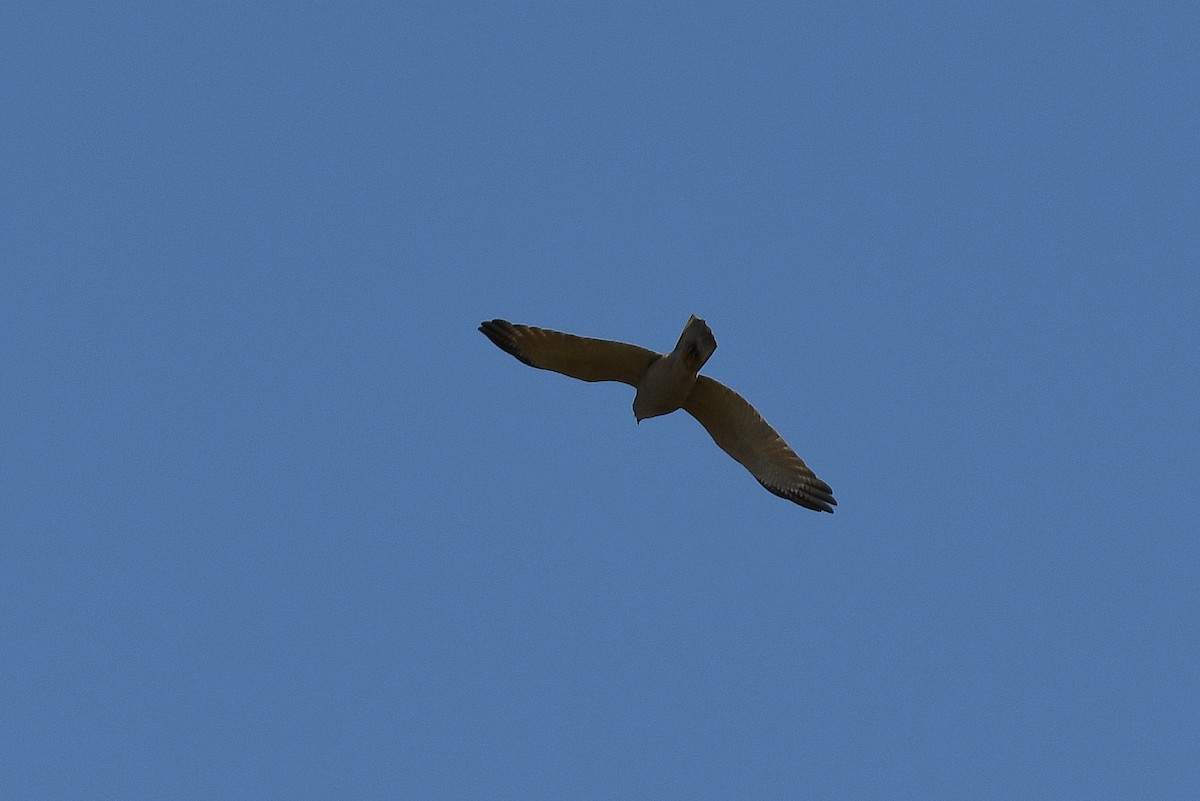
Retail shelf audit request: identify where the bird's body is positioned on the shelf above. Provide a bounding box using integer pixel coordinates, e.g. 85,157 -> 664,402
479,316 -> 836,513
633,315 -> 716,421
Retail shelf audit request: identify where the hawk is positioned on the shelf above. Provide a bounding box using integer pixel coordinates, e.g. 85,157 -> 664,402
480,316 -> 836,513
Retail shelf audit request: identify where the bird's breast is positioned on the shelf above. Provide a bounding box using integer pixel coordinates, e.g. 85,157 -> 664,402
632,355 -> 697,421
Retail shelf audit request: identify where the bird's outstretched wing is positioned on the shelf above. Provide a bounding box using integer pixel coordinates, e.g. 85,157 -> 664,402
683,375 -> 837,513
479,319 -> 658,386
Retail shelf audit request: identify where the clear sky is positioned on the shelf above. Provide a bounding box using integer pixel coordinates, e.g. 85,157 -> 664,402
4,3 -> 1198,799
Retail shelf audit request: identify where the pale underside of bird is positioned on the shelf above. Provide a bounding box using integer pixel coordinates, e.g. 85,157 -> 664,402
479,316 -> 837,513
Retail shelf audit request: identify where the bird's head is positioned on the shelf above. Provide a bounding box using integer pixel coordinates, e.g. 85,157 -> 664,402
632,395 -> 648,424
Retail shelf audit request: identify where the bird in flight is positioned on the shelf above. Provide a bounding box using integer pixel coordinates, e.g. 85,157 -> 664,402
479,316 -> 836,513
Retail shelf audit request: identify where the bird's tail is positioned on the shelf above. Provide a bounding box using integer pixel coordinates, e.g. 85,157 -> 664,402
675,315 -> 717,373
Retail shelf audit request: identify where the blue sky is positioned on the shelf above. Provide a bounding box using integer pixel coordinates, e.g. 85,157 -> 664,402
4,2 -> 1198,798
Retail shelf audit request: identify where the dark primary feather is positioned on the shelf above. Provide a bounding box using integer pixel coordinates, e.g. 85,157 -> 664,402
479,320 -> 537,367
